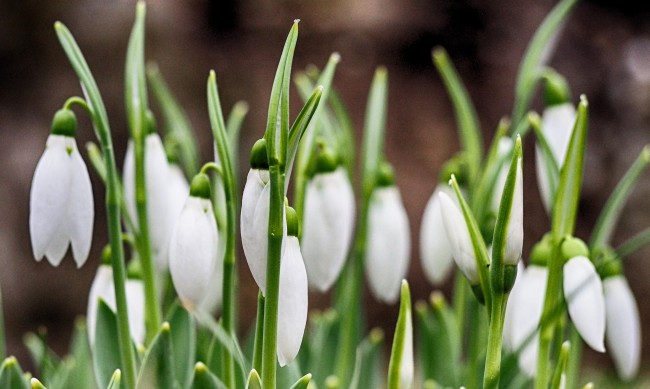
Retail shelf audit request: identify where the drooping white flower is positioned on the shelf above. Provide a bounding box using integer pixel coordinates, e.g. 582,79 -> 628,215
563,256 -> 606,353
301,167 -> 356,292
364,186 -> 411,304
276,235 -> 308,366
490,137 -> 515,213
168,163 -> 190,226
438,191 -> 478,285
503,155 -> 523,266
535,103 -> 576,213
604,275 -> 641,381
241,168 -> 271,294
87,264 -> 145,346
510,264 -> 548,377
123,133 -> 173,271
419,185 -> 455,285
168,179 -> 220,309
30,133 -> 94,267
502,261 -> 525,351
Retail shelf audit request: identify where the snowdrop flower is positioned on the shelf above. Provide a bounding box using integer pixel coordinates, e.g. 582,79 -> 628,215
276,207 -> 308,366
30,109 -> 94,267
490,137 -> 515,213
365,183 -> 411,304
168,173 -> 220,309
502,261 -> 525,352
241,167 -> 271,294
603,275 -> 641,381
503,151 -> 523,267
535,102 -> 576,213
438,191 -> 478,285
123,132 -> 173,271
419,184 -> 455,285
563,256 -> 606,353
301,166 -> 355,292
168,163 -> 190,225
87,261 -> 145,346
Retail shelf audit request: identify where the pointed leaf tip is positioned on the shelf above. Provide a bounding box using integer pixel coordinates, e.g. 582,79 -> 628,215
331,52 -> 341,63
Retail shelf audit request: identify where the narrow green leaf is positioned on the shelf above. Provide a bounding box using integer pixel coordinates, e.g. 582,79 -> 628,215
286,85 -> 324,187
328,88 -> 356,174
550,342 -> 571,389
30,378 -> 47,389
66,319 -> 96,388
93,299 -> 122,389
348,328 -> 384,389
124,1 -> 148,140
166,303 -> 196,389
432,47 -> 483,186
245,369 -> 262,389
289,374 -> 312,389
276,361 -> 302,389
304,310 -> 338,388
361,67 -> 389,201
530,112 -> 561,211
0,357 -> 29,389
511,0 -> 579,130
616,226 -> 650,258
429,293 -> 462,387
387,281 -> 413,389
190,363 -> 228,389
590,145 -> 650,249
107,370 -> 121,389
552,96 -> 588,239
23,331 -> 60,385
136,322 -> 175,389
225,101 -> 249,188
147,63 -> 200,176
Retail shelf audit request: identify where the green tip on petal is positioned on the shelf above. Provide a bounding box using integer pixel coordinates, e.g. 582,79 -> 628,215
440,154 -> 469,186
309,142 -> 339,175
189,173 -> 212,199
31,377 -> 47,389
285,204 -> 300,237
247,369 -> 262,389
127,257 -> 143,279
51,108 -> 77,137
561,236 -> 589,262
530,233 -> 552,266
194,362 -> 208,373
543,69 -> 572,107
503,264 -> 518,293
597,254 -> 623,280
250,138 -> 269,169
375,161 -> 395,187
101,245 -> 112,266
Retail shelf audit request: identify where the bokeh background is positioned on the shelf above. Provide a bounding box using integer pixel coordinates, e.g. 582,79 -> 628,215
1,0 -> 650,381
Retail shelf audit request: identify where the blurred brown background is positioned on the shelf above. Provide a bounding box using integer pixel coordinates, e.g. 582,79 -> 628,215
1,0 -> 650,378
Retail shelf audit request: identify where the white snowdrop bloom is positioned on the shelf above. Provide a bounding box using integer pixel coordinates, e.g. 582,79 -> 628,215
168,164 -> 190,226
502,261 -> 525,351
510,265 -> 548,377
604,275 -> 641,381
392,280 -> 414,389
197,255 -> 224,314
241,168 -> 272,294
438,191 -> 478,285
123,133 -> 173,271
169,176 -> 220,309
30,130 -> 94,267
535,103 -> 576,213
301,167 -> 356,292
419,185 -> 455,285
490,137 -> 515,213
276,235 -> 308,366
563,256 -> 606,353
87,264 -> 146,346
503,155 -> 523,266
364,186 -> 411,304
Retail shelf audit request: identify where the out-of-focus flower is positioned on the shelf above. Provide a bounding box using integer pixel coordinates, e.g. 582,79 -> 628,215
439,191 -> 478,285
365,185 -> 411,304
30,109 -> 94,267
419,185 -> 455,285
301,167 -> 355,292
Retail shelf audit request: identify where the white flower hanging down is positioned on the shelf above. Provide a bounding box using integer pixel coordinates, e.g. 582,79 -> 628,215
603,275 -> 641,381
503,152 -> 524,267
502,261 -> 526,352
419,185 -> 455,285
490,137 -> 515,214
168,174 -> 220,309
535,102 -> 576,213
123,132 -> 174,271
30,109 -> 94,267
563,256 -> 606,353
167,163 -> 190,225
301,167 -> 356,292
365,185 -> 411,304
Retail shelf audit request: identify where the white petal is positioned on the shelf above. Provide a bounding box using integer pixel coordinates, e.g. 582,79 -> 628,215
400,302 -> 414,388
503,261 -> 525,351
563,256 -> 606,353
604,276 -> 641,381
535,103 -> 576,213
122,141 -> 137,230
365,187 -> 411,304
511,265 -> 548,377
301,168 -> 356,292
30,135 -> 73,265
490,137 -> 514,213
169,197 -> 219,308
126,279 -> 146,346
241,169 -> 271,294
438,191 -> 478,284
87,265 -> 115,345
419,185 -> 454,285
277,237 -> 308,366
503,159 -> 523,266
67,139 -> 94,267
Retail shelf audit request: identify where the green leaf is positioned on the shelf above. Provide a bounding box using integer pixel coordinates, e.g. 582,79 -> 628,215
225,101 -> 249,189
166,302 -> 196,389
432,47 -> 483,187
328,88 -> 357,175
387,281 -> 413,389
0,357 -> 29,389
93,299 -> 122,389
348,328 -> 384,389
361,67 -> 389,202
190,363 -> 228,389
427,293 -> 462,387
550,342 -> 571,389
276,361 -> 302,389
511,0 -> 579,131
124,1 -> 148,140
303,310 -> 339,387
289,374 -> 312,389
23,331 -> 60,386
616,226 -> 650,258
147,62 -> 200,177
107,369 -> 121,389
551,96 -> 588,239
30,377 -> 47,389
245,369 -> 262,389
265,20 -> 299,168
66,318 -> 96,389
135,322 -> 175,389
530,112 -> 561,211
590,145 -> 650,249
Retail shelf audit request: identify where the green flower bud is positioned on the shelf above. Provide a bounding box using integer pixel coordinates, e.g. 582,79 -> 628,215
127,257 -> 143,280
544,69 -> 572,107
285,204 -> 300,237
145,109 -> 157,135
189,173 -> 212,199
310,144 -> 338,176
439,154 -> 468,186
101,245 -> 112,266
561,236 -> 589,262
530,233 -> 552,266
51,108 -> 77,137
471,283 -> 486,305
503,264 -> 518,293
375,161 -> 395,187
250,138 -> 269,170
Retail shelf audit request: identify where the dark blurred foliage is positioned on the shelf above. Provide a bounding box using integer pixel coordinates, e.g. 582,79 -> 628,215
1,0 -> 650,376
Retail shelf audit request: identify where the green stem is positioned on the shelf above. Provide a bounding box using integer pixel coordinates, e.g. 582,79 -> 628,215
465,298 -> 485,389
261,165 -> 285,389
565,326 -> 582,389
253,293 -> 265,373
483,295 -> 506,389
